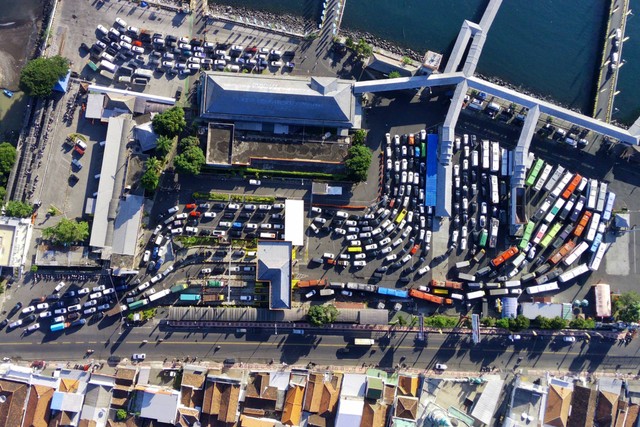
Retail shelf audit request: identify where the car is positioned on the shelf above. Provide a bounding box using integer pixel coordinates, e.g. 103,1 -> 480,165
84,307 -> 97,315
435,364 -> 448,371
68,304 -> 82,312
168,206 -> 179,214
508,334 -> 521,341
353,260 -> 367,267
97,304 -> 111,311
8,319 -> 23,329
132,353 -> 146,361
53,316 -> 65,323
21,306 -> 36,315
84,300 -> 98,308
36,303 -> 49,311
93,285 -> 106,292
39,311 -> 51,318
115,17 -> 127,28
563,336 -> 576,342
76,288 -> 90,296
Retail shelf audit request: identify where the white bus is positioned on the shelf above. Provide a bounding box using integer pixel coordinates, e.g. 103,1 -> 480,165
602,192 -> 616,222
511,253 -> 526,269
466,290 -> 485,300
533,164 -> 553,192
596,182 -> 608,213
504,280 -> 521,288
134,69 -> 154,79
585,212 -> 601,243
471,150 -> 479,168
589,241 -> 608,271
481,140 -> 490,170
559,263 -> 590,283
532,223 -> 548,245
544,198 -> 566,224
563,241 -> 590,266
526,282 -> 559,295
532,196 -> 554,222
99,60 -> 117,73
543,165 -> 565,192
458,273 -> 476,282
577,177 -> 588,193
490,174 -> 499,204
550,172 -> 573,199
586,179 -> 598,210
489,288 -> 509,296
490,142 -> 500,173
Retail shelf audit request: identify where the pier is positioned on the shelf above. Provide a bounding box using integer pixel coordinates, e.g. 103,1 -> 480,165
593,0 -> 631,123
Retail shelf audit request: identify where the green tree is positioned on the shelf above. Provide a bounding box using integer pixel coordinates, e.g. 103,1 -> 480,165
355,38 -> 373,60
141,157 -> 162,192
345,37 -> 354,49
152,107 -> 186,138
0,187 -> 6,201
495,318 -> 510,329
511,315 -> 531,331
424,315 -> 458,328
4,200 -> 33,218
401,56 -> 412,65
0,143 -> 16,177
569,318 -> 596,330
388,71 -> 401,79
155,135 -> 174,159
615,291 -> 640,323
535,316 -> 552,329
174,146 -> 206,175
178,136 -> 200,151
307,304 -> 339,326
481,317 -> 496,327
345,144 -> 372,182
351,129 -> 367,146
42,218 -> 89,245
549,316 -> 567,330
19,56 -> 70,97
116,409 -> 127,421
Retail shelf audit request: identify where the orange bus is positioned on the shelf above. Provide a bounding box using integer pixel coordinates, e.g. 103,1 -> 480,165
562,174 -> 583,199
549,240 -> 576,265
430,280 -> 463,290
409,289 -> 452,305
491,246 -> 519,267
574,211 -> 592,237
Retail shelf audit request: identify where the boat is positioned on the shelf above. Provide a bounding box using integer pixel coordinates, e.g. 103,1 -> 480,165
3,89 -> 13,98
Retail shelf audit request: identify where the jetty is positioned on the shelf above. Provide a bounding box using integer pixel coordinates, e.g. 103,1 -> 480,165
593,0 -> 631,123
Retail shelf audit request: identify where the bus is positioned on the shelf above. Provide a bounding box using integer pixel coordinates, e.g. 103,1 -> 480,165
504,280 -> 521,288
585,212 -> 601,243
558,194 -> 577,222
532,196 -> 554,222
550,240 -> 576,265
354,338 -> 375,346
559,263 -> 589,283
544,198 -> 566,224
433,288 -> 450,295
490,142 -> 500,173
577,177 -> 588,193
525,158 -> 545,187
596,182 -> 608,212
501,148 -> 509,177
466,290 -> 486,300
50,322 -> 66,332
511,252 -> 527,269
180,294 -> 201,302
491,246 -> 519,267
586,179 -> 598,210
602,192 -> 616,222
478,229 -> 488,247
552,223 -> 575,249
430,280 -> 464,289
561,174 -> 583,199
590,231 -> 604,253
533,164 -> 553,192
395,208 -> 408,224
490,175 -> 499,204
489,288 -> 509,296
589,242 -> 608,271
489,218 -> 499,248
543,165 -> 565,193
569,195 -> 586,222
532,223 -> 548,245
574,211 -> 593,237
128,298 -> 150,311
458,273 -> 476,282
526,282 -> 559,295
518,222 -> 535,250
540,223 -> 562,249
550,172 -> 574,199
409,289 -> 452,305
347,246 -> 363,253
481,140 -> 490,170
563,241 -> 589,266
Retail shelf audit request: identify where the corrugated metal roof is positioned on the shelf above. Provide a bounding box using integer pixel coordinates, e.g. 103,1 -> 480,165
284,200 -> 304,246
201,72 -> 356,127
470,378 -> 504,425
257,241 -> 292,310
112,195 -> 144,256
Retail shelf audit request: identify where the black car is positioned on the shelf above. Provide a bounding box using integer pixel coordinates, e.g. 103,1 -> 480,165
53,301 -> 65,308
0,319 -> 7,329
24,314 -> 36,324
62,291 -> 76,299
9,302 -> 22,316
212,203 -> 226,209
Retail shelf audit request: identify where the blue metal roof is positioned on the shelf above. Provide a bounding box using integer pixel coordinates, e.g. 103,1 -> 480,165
425,134 -> 438,207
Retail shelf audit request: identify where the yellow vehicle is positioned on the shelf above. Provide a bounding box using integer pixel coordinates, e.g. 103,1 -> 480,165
432,288 -> 449,295
395,208 -> 408,224
347,246 -> 363,253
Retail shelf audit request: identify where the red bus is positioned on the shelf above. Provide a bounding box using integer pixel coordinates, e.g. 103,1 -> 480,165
491,246 -> 519,267
562,174 -> 583,199
574,211 -> 592,237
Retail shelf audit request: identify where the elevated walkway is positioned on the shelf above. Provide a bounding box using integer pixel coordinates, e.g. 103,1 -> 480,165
353,73 -> 463,94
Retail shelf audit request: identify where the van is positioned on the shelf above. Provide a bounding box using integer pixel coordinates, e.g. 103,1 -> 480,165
100,51 -> 115,63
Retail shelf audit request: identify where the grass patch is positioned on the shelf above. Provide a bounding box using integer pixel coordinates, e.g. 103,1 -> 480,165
193,192 -> 229,201
244,195 -> 275,203
193,192 -> 275,204
246,167 -> 346,181
174,236 -> 219,247
423,315 -> 459,328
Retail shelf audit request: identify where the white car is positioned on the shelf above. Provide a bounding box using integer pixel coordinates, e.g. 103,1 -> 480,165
84,307 -> 97,315
418,266 -> 431,275
385,254 -> 398,262
84,300 -> 97,308
89,292 -> 103,300
201,268 -> 212,274
246,223 -> 259,230
394,161 -> 400,172
379,237 -> 391,246
563,336 -> 576,342
36,303 -> 49,311
353,260 -> 367,267
103,288 -> 115,295
244,204 -> 257,211
93,285 -> 106,292
54,281 -> 66,292
168,206 -> 179,214
401,171 -> 407,183
435,364 -> 448,371
401,159 -> 408,170
22,306 -> 36,315
353,253 -> 366,260
334,228 -> 346,235
115,17 -> 127,28
68,304 -> 81,312
77,288 -> 90,295
132,353 -> 146,361
313,217 -> 327,225
346,234 -> 359,241
53,316 -> 65,323
39,311 -> 51,318
175,213 -> 188,220
311,207 -> 323,214
204,212 -> 216,218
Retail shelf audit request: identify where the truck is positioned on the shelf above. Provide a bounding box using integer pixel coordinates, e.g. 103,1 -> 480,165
50,322 -> 68,332
319,289 -> 335,297
353,338 -> 375,346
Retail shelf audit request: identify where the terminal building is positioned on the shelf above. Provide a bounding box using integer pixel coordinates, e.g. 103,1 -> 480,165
199,72 -> 362,135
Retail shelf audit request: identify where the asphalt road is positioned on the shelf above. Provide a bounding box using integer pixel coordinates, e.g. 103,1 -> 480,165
3,321 -> 639,374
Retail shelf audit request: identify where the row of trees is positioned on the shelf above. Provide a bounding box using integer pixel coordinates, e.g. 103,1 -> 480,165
481,314 -> 597,332
344,37 -> 373,61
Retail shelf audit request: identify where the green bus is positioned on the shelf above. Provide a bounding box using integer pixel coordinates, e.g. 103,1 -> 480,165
170,283 -> 188,293
478,229 -> 488,247
518,222 -> 535,250
539,222 -> 562,249
128,299 -> 149,311
180,294 -> 201,302
206,280 -> 223,288
421,142 -> 426,158
525,159 -> 545,187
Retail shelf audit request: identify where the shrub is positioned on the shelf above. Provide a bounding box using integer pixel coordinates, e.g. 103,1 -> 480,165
345,145 -> 372,182
152,107 -> 186,138
424,315 -> 458,328
307,304 -> 339,325
19,56 -> 70,97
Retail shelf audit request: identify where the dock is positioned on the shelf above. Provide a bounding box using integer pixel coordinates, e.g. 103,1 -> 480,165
593,0 -> 631,123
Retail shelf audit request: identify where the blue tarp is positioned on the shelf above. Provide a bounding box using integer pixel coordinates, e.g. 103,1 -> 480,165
53,71 -> 71,93
425,134 -> 438,206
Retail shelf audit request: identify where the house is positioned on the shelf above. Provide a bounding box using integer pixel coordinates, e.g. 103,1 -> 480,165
334,374 -> 367,427
79,374 -> 115,427
178,368 -> 206,427
111,368 -> 137,410
49,385 -> 86,427
360,401 -> 388,427
595,390 -> 620,426
392,396 -> 419,424
396,375 -> 419,398
544,383 -> 573,427
503,378 -> 547,426
0,378 -> 29,427
201,376 -> 242,426
282,385 -> 304,426
568,385 -> 597,427
23,384 -> 55,427
136,385 -> 180,425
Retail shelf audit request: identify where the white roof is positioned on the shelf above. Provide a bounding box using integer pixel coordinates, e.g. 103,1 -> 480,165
470,377 -> 504,425
335,398 -> 365,427
284,199 -> 304,246
89,117 -> 127,249
341,373 -> 367,398
85,93 -> 104,119
88,84 -> 176,104
140,388 -> 179,424
111,195 -> 144,256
